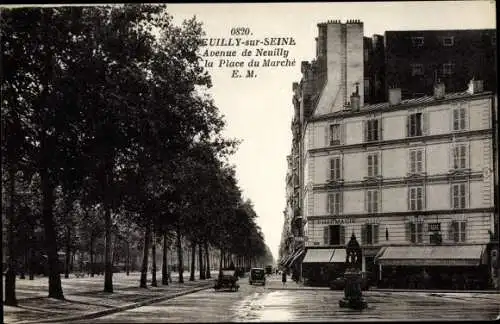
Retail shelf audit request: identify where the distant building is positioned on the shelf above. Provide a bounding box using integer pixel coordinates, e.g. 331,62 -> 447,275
384,29 -> 497,100
287,19 -> 497,288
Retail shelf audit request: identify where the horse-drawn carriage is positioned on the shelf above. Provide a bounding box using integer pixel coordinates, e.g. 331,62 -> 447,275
214,269 -> 240,292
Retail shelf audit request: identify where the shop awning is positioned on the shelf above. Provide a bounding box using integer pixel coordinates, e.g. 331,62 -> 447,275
330,249 -> 346,263
280,254 -> 293,266
377,245 -> 486,266
302,248 -> 346,263
288,249 -> 306,266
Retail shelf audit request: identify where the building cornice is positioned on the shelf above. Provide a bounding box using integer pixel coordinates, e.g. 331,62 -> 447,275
309,129 -> 492,155
315,171 -> 483,191
306,207 -> 494,220
307,91 -> 494,123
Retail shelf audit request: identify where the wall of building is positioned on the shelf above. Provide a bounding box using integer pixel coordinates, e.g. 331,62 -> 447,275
303,94 -> 495,250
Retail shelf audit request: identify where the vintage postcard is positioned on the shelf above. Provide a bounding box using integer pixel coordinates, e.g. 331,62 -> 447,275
1,1 -> 498,322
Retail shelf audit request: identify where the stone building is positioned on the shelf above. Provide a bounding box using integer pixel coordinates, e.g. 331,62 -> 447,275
287,19 -> 498,288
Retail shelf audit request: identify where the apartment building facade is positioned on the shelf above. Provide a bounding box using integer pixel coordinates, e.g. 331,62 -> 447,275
288,19 -> 497,288
384,29 -> 497,100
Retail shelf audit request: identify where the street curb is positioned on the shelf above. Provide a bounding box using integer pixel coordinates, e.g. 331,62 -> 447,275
370,289 -> 500,294
14,282 -> 213,324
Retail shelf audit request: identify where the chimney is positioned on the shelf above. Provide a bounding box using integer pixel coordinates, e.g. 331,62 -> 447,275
388,87 -> 402,106
434,80 -> 445,99
467,78 -> 484,94
350,83 -> 360,111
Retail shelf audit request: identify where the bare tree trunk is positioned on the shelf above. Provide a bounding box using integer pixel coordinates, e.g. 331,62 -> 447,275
176,226 -> 184,284
162,232 -> 168,285
219,248 -> 224,278
189,241 -> 196,281
90,234 -> 95,277
4,166 -> 18,305
40,168 -> 64,299
151,227 -> 157,287
126,241 -> 130,276
199,242 -> 205,279
65,225 -> 71,279
140,222 -> 151,288
103,196 -> 113,293
204,241 -> 211,279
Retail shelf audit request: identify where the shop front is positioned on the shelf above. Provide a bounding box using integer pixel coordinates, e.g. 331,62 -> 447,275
376,245 -> 490,289
301,248 -> 346,286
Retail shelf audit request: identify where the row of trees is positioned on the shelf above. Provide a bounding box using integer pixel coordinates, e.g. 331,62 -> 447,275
1,4 -> 272,306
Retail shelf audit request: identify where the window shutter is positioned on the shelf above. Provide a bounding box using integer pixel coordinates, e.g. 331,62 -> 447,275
453,221 -> 459,242
449,144 -> 454,171
423,112 -> 429,135
407,187 -> 411,211
405,222 -> 411,242
416,150 -> 423,173
340,225 -> 346,245
323,226 -> 330,245
325,125 -> 330,147
329,159 -> 334,180
406,115 -> 410,137
460,221 -> 466,242
326,193 -> 331,214
417,222 -> 423,243
340,124 -> 346,144
452,109 -> 458,131
379,118 -> 383,141
374,224 -> 379,244
448,221 -> 455,241
464,108 -> 469,130
336,158 -> 341,180
363,120 -> 367,142
449,184 -> 454,209
407,149 -> 412,175
361,224 -> 367,245
340,192 -> 344,214
364,190 -> 368,212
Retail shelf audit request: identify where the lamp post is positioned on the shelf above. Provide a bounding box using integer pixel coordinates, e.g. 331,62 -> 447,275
339,232 -> 368,310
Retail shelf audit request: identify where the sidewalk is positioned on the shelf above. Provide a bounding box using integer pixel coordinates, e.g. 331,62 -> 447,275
3,271 -> 217,324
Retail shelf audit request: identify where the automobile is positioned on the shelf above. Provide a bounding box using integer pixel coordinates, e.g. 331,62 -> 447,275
249,267 -> 266,286
329,272 -> 372,291
214,269 -> 240,292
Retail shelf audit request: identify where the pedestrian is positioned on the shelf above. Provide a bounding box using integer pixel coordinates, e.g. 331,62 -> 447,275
282,270 -> 287,286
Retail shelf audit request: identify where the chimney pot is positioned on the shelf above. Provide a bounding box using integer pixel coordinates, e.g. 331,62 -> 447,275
388,88 -> 402,106
467,79 -> 484,94
434,81 -> 445,99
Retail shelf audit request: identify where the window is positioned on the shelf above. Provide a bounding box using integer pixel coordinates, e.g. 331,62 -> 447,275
452,107 -> 467,131
365,119 -> 380,142
451,183 -> 467,209
443,36 -> 454,46
411,36 -> 424,47
329,124 -> 340,145
408,186 -> 424,211
367,152 -> 380,177
366,189 -> 379,213
409,149 -> 424,174
329,157 -> 341,181
411,64 -> 424,76
408,113 -> 423,137
452,144 -> 467,169
327,192 -> 342,215
449,220 -> 467,242
324,225 -> 345,245
361,224 -> 379,245
364,78 -> 370,96
442,63 -> 454,76
428,223 -> 442,245
407,222 -> 424,243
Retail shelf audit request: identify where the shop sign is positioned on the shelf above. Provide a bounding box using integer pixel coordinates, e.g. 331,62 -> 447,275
316,218 -> 355,225
380,258 -> 479,266
428,223 -> 441,232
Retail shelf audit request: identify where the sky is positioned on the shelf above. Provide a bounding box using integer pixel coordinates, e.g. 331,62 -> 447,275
166,1 -> 496,261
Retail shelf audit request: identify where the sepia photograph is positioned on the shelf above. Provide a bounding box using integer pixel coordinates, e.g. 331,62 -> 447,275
1,1 -> 498,322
